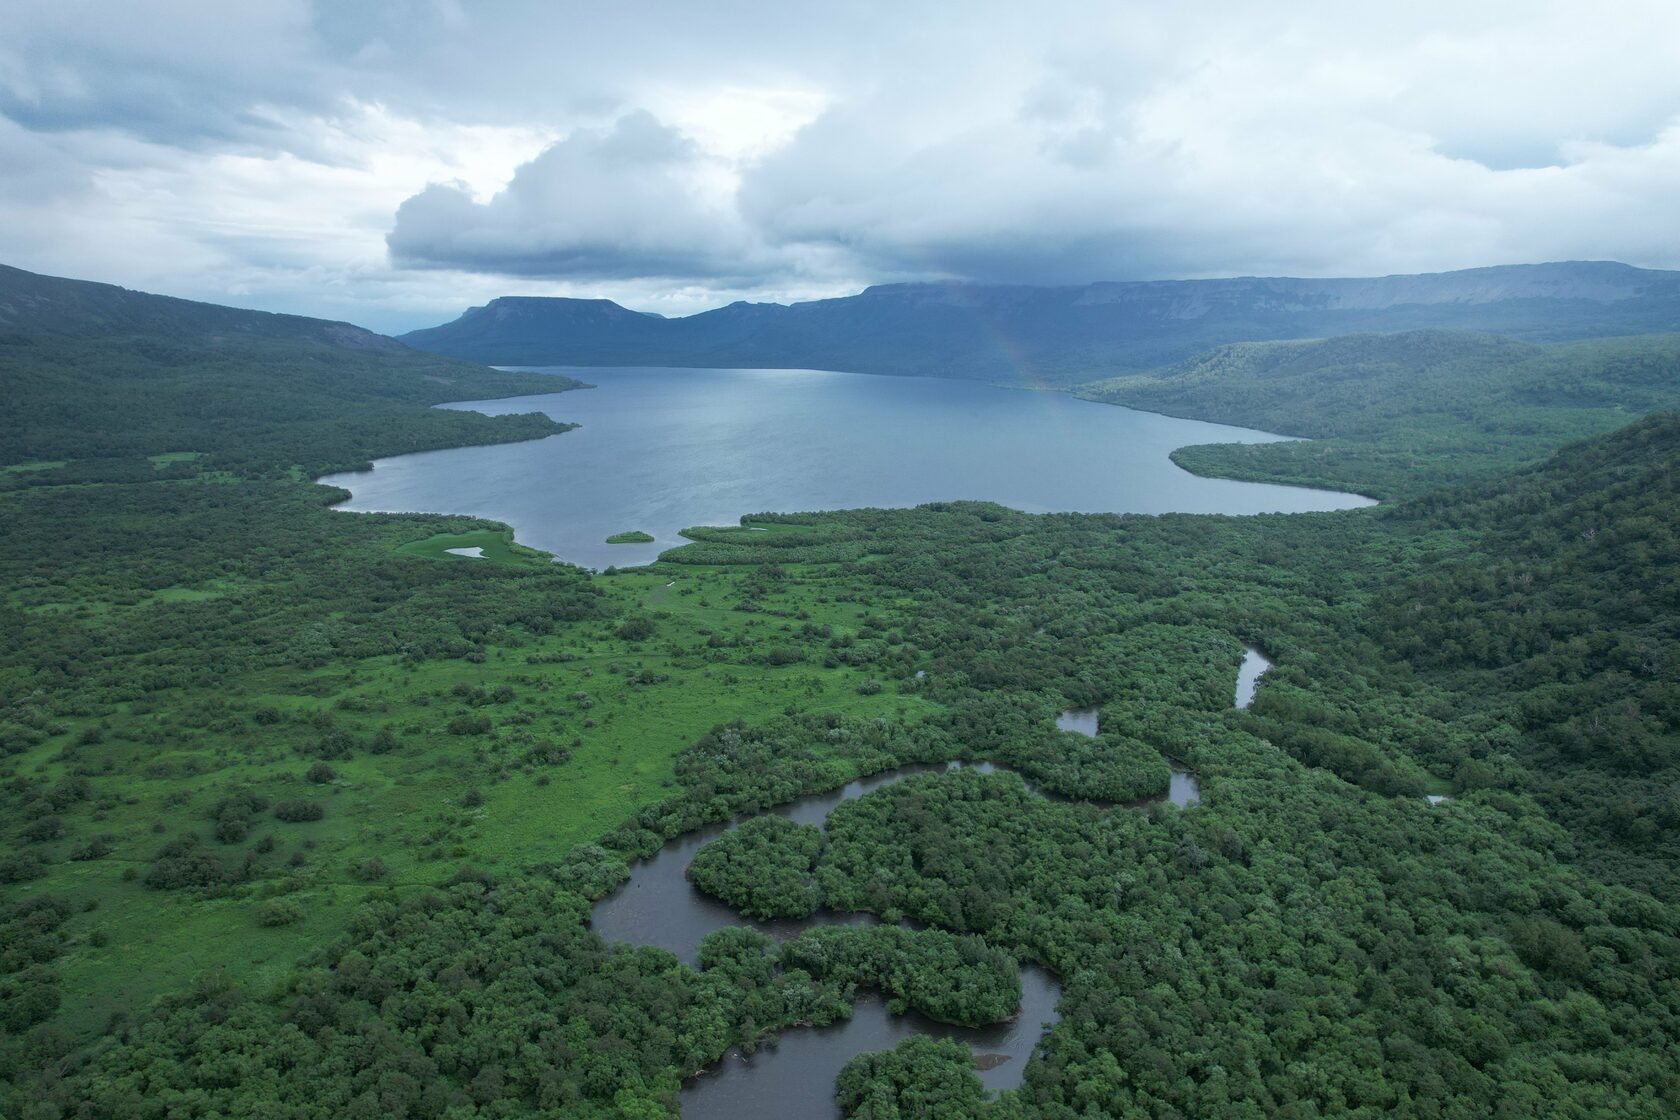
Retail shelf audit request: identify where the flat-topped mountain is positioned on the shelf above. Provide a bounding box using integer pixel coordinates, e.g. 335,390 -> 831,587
400,261 -> 1680,384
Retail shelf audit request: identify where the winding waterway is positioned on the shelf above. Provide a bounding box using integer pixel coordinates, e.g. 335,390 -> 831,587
320,366 -> 1373,569
597,697 -> 1208,1117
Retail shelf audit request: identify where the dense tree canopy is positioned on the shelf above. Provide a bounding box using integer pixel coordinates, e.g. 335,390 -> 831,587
3,270 -> 1678,1117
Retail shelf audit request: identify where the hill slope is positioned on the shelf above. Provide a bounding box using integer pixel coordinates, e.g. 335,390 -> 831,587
400,261 -> 1680,385
1078,329 -> 1680,498
0,264 -> 586,475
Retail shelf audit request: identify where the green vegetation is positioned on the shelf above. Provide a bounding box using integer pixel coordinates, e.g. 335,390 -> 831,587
2,266 -> 1678,1117
837,1037 -> 987,1119
0,265 -> 589,477
606,529 -> 655,543
1001,728 -> 1171,802
1080,329 -> 1680,497
690,816 -> 824,919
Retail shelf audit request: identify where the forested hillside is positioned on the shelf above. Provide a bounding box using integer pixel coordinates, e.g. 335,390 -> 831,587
0,264 -> 585,474
1079,329 -> 1680,497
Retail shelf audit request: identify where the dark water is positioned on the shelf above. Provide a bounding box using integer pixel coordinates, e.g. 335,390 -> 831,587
1234,647 -> 1274,709
683,963 -> 1060,1120
320,366 -> 1374,569
587,760 -> 1056,1118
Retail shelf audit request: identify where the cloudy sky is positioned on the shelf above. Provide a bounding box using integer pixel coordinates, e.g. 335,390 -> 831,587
3,1 -> 1678,333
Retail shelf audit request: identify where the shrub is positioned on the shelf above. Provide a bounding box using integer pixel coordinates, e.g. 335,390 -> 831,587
20,816 -> 66,843
0,853 -> 45,882
305,762 -> 337,784
615,617 -> 656,641
352,857 -> 388,882
69,837 -> 113,861
274,800 -> 325,823
524,742 -> 571,766
256,899 -> 303,927
145,835 -> 231,890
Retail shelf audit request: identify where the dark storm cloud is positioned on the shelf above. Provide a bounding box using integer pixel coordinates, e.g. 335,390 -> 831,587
386,112 -> 791,284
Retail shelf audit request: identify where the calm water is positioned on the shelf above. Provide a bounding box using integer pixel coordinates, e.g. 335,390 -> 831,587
320,366 -> 1373,569
1234,647 -> 1274,709
595,747 -> 1205,1118
1054,706 -> 1101,737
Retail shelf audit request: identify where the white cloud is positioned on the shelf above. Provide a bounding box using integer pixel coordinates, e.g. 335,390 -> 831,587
2,0 -> 1679,330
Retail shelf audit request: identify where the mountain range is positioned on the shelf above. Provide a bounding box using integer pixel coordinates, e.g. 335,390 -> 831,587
399,261 -> 1680,385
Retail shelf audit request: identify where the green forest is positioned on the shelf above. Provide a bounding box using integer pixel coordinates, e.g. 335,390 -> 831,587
1,266 -> 1677,1118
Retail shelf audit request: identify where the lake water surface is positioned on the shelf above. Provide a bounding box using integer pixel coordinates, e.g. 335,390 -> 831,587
321,366 -> 1373,569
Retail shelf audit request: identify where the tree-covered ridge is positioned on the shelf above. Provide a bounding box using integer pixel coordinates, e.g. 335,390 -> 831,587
1370,413 -> 1680,891
0,263 -> 585,474
1078,328 -> 1680,497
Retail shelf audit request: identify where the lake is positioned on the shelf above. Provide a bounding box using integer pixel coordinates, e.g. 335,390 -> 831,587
320,366 -> 1374,569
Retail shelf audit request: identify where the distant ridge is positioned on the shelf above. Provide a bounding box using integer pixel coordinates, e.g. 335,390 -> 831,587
0,262 -> 402,352
400,261 -> 1680,385
0,262 -> 582,472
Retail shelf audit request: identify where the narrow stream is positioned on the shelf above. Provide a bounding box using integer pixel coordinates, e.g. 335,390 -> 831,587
1234,647 -> 1273,709
1056,706 -> 1200,806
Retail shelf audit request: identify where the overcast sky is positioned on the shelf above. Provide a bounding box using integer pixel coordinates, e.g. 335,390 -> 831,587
3,1 -> 1678,332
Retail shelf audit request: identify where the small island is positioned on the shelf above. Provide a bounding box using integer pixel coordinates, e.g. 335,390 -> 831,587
605,530 -> 655,544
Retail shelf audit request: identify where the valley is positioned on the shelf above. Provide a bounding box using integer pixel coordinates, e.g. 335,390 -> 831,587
1,263 -> 1677,1118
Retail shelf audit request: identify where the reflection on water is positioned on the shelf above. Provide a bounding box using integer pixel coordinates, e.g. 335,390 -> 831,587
592,762 -> 988,965
1055,707 -> 1200,806
1234,646 -> 1273,709
322,366 -> 1373,569
596,733 -> 1206,1114
1054,706 -> 1100,736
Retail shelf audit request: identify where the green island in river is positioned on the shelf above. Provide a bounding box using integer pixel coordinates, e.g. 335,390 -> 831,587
2,262 -> 1678,1118
606,530 -> 656,544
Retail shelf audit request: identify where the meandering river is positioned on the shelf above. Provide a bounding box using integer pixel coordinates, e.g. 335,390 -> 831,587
596,699 -> 1206,1118
320,366 -> 1373,569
